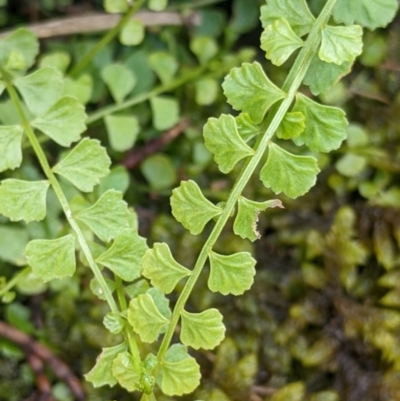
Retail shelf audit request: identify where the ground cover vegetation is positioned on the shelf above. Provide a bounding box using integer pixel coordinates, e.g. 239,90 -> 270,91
0,0 -> 400,400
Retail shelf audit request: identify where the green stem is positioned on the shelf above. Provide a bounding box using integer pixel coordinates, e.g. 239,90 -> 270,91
113,275 -> 141,368
69,0 -> 147,78
22,133 -> 48,150
4,80 -> 119,314
153,0 -> 338,374
0,267 -> 30,297
168,0 -> 228,10
127,329 -> 142,371
22,65 -> 209,150
7,75 -> 144,369
115,275 -> 128,311
86,65 -> 207,125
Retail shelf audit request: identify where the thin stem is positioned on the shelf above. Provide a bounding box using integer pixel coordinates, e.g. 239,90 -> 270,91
22,65 -> 208,150
113,275 -> 141,368
127,329 -> 142,371
6,76 -> 146,369
4,80 -> 119,314
22,133 -> 48,150
168,0 -> 228,10
69,0 -> 147,78
153,0 -> 338,374
86,65 -> 207,125
113,283 -> 141,371
0,267 -> 30,297
115,275 -> 128,311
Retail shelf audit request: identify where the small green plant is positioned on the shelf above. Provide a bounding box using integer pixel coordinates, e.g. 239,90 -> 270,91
0,0 -> 398,399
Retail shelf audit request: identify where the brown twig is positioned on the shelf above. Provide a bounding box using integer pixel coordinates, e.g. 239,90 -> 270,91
251,385 -> 277,396
0,321 -> 85,401
123,119 -> 190,169
380,60 -> 400,73
349,88 -> 391,104
0,11 -> 201,39
250,393 -> 264,401
27,353 -> 55,401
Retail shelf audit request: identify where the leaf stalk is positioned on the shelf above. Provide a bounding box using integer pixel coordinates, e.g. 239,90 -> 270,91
69,0 -> 147,78
0,266 -> 30,297
4,79 -> 119,314
150,0 -> 339,382
6,76 -> 145,373
86,64 -> 207,125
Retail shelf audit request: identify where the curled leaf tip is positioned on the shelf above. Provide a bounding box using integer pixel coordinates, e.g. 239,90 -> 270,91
270,199 -> 285,209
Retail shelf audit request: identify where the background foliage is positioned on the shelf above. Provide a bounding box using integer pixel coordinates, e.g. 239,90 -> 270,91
1,0 -> 400,400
